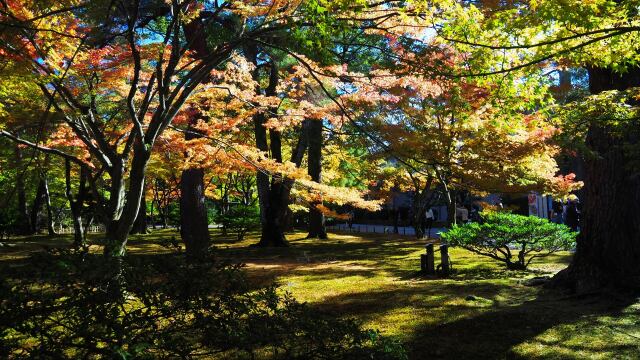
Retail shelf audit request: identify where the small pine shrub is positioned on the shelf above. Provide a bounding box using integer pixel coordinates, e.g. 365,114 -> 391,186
441,212 -> 576,270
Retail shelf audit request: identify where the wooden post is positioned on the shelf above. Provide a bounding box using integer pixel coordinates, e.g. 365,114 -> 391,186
440,244 -> 450,276
425,243 -> 435,274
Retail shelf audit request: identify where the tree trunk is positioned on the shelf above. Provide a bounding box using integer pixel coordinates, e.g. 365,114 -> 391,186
220,182 -> 229,236
150,197 -> 155,229
43,176 -> 55,235
180,168 -> 211,258
71,211 -> 85,246
257,179 -> 290,247
162,207 -> 168,229
65,159 -> 89,248
103,145 -> 150,257
14,144 -> 31,235
178,110 -> 211,258
30,177 -> 47,234
553,66 -> 640,292
445,188 -> 457,228
254,120 -> 309,247
252,60 -> 298,247
306,119 -> 327,239
130,182 -> 148,235
413,211 -> 425,239
411,177 -> 434,239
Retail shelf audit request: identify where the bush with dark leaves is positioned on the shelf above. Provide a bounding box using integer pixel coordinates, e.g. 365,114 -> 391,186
215,205 -> 261,241
0,249 -> 406,359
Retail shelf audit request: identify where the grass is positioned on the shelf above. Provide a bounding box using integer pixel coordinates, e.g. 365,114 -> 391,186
2,228 -> 639,359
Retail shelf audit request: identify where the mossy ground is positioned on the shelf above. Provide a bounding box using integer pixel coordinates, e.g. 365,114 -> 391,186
2,229 -> 639,359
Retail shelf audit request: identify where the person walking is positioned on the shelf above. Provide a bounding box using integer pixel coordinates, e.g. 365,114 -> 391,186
552,200 -> 564,224
565,198 -> 580,232
424,207 -> 435,238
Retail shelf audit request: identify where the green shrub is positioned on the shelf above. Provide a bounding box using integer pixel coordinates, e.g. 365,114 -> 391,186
441,212 -> 576,270
0,250 -> 406,359
216,205 -> 261,241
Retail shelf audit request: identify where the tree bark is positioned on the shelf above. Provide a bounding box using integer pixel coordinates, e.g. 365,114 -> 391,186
149,195 -> 155,229
65,159 -> 89,248
130,181 -> 148,234
180,167 -> 211,258
306,119 -> 327,239
179,115 -> 211,258
251,60 -> 306,247
178,114 -> 210,258
410,177 -> 434,239
553,66 -> 640,292
14,144 -> 31,235
43,175 -> 55,235
103,144 -> 151,257
254,120 -> 309,247
30,176 -> 47,234
180,107 -> 211,260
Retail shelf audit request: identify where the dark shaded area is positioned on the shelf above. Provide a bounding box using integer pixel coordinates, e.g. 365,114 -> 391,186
0,248 -> 405,359
407,290 -> 638,359
2,231 -> 637,359
555,66 -> 640,291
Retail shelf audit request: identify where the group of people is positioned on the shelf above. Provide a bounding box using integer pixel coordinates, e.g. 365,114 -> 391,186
551,196 -> 581,231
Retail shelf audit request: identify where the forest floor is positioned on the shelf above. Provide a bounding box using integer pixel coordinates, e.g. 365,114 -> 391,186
1,229 -> 639,359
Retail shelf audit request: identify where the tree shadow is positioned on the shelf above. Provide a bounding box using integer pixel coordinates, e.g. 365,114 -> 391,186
405,289 -> 639,359
4,230 -> 636,360
310,280 -> 513,320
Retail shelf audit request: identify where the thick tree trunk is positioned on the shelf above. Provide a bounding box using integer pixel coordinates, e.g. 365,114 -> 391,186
445,188 -> 457,228
220,182 -> 229,236
178,111 -> 211,258
553,67 -> 640,291
252,61 -> 298,247
254,120 -> 309,247
162,207 -> 168,229
393,208 -> 399,234
130,183 -> 148,235
254,109 -> 272,242
413,211 -> 425,239
306,119 -> 327,239
257,179 -> 290,247
103,145 -> 150,257
180,168 -> 211,258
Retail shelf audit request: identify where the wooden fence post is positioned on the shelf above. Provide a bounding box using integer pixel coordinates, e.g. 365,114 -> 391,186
439,244 -> 450,276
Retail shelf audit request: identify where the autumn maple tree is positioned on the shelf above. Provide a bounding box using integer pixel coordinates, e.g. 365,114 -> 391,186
0,0 -> 394,255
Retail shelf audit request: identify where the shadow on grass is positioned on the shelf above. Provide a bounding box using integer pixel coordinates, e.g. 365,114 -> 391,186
405,289 -> 639,359
2,229 -> 636,359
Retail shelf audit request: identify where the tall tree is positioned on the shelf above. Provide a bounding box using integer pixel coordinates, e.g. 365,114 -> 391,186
434,0 -> 640,290
306,118 -> 328,239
